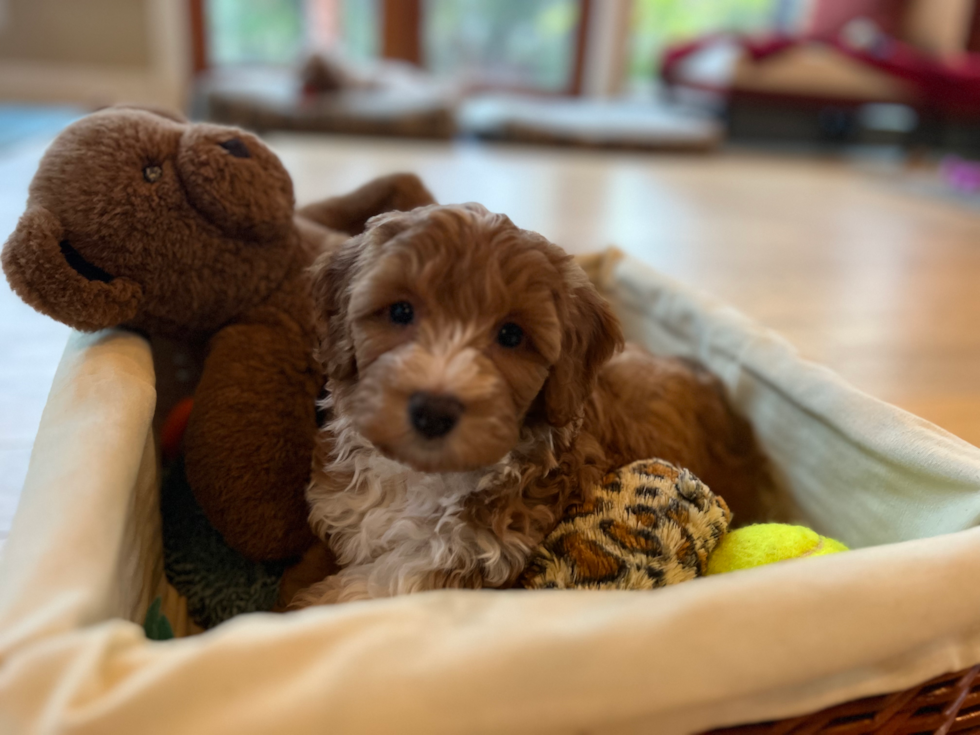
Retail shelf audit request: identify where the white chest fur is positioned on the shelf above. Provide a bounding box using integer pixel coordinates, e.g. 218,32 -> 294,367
304,423 -> 534,603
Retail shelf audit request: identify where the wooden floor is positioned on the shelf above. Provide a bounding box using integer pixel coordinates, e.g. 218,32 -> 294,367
2,132 -> 980,549
276,135 -> 980,446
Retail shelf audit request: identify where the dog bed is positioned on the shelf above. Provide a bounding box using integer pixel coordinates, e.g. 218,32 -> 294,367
1,250 -> 980,734
196,66 -> 457,140
459,94 -> 723,152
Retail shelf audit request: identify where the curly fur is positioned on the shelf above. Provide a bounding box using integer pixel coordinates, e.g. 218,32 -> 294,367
295,203 -> 767,606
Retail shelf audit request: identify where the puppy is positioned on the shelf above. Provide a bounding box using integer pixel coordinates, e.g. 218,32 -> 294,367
294,203 -> 767,606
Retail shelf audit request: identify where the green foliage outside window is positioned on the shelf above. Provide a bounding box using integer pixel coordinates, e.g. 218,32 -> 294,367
206,0 -> 377,67
425,0 -> 580,91
629,0 -> 777,83
207,0 -> 305,66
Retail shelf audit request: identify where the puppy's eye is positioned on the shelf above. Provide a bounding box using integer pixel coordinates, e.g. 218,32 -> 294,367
389,301 -> 414,325
497,322 -> 523,348
143,165 -> 163,183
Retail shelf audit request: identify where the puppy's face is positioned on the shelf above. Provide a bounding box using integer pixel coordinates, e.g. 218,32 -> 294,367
312,204 -> 622,473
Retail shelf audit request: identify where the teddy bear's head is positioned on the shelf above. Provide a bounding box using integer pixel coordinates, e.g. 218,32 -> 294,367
2,107 -> 298,336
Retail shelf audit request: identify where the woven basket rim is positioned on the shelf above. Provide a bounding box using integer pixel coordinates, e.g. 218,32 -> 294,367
707,664 -> 980,735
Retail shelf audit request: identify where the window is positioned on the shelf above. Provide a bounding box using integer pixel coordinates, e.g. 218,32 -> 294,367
423,0 -> 582,92
199,0 -> 582,92
204,0 -> 378,67
197,0 -> 779,94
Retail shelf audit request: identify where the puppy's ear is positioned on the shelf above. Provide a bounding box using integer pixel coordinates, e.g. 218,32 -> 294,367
2,206 -> 143,331
542,264 -> 624,427
310,238 -> 362,382
308,207 -> 418,382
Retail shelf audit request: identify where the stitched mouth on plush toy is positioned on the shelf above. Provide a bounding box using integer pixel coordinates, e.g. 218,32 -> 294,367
59,241 -> 114,283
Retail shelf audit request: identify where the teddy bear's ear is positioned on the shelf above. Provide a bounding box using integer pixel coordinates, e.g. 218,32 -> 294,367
2,206 -> 144,332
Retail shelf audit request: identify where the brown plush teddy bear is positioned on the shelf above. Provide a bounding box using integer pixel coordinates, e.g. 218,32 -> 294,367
2,106 -> 435,561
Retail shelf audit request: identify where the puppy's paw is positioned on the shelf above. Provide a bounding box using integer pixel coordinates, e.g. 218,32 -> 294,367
275,541 -> 339,611
288,567 -> 373,608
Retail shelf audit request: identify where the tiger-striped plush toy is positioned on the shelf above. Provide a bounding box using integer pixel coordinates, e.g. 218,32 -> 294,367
520,459 -> 731,590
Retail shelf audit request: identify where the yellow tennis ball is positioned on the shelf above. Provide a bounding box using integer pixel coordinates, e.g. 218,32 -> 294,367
706,524 -> 847,575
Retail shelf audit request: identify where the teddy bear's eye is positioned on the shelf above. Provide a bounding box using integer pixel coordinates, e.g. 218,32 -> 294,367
143,165 -> 163,183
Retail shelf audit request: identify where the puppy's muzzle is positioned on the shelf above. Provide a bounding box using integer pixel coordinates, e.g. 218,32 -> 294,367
408,392 -> 464,439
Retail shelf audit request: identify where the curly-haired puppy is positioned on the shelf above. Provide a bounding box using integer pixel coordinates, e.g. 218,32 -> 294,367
294,203 -> 767,605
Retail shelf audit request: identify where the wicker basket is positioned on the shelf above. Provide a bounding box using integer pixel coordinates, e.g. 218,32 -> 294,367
3,252 -> 980,733
710,666 -> 980,735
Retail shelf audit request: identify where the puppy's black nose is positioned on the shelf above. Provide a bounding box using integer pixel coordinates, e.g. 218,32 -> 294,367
219,137 -> 251,158
408,392 -> 463,439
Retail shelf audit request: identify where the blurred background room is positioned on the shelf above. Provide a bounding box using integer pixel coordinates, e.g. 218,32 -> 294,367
3,0 -> 980,548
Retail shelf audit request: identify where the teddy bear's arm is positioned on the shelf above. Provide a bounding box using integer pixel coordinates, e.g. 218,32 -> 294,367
183,318 -> 320,562
296,172 -> 436,236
